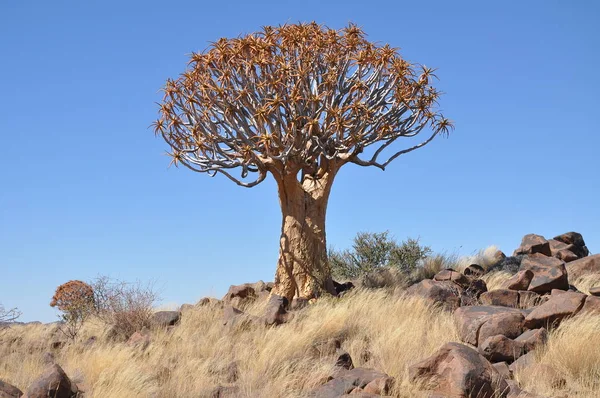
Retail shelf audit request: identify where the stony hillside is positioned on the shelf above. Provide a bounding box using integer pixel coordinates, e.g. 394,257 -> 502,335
1,232 -> 599,398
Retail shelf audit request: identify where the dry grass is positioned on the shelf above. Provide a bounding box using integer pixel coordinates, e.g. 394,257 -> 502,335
515,314 -> 600,397
0,289 -> 460,398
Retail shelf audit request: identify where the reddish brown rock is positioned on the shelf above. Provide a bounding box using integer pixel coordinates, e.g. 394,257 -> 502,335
221,305 -> 255,328
127,331 -> 150,349
480,290 -> 520,308
513,234 -> 552,257
0,380 -> 22,398
519,254 -> 568,294
589,286 -> 600,297
505,379 -> 549,398
478,335 -> 526,363
434,269 -> 470,287
222,280 -> 272,306
455,306 -> 524,346
492,362 -> 511,380
408,342 -> 508,398
197,297 -> 223,307
24,364 -> 74,398
501,270 -> 534,291
362,376 -> 394,395
311,368 -> 392,398
464,264 -> 485,277
151,311 -> 181,328
553,231 -> 589,258
508,351 -> 536,375
548,239 -> 578,263
515,328 -> 548,351
566,254 -> 600,280
406,279 -> 463,311
580,295 -> 600,314
263,294 -> 292,326
523,291 -> 586,329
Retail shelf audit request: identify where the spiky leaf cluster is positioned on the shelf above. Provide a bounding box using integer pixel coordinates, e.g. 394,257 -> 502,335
154,22 -> 452,186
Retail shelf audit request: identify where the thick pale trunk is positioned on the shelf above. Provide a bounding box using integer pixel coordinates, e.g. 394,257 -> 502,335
271,173 -> 336,301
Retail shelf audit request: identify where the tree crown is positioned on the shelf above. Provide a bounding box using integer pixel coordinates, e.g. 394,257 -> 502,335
154,22 -> 452,187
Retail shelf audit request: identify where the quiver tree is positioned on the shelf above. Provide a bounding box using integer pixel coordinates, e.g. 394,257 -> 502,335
50,280 -> 95,319
154,22 -> 452,301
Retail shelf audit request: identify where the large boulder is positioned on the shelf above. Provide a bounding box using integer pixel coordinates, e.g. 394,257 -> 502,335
519,254 -> 568,294
454,306 -> 525,346
514,328 -> 548,351
513,234 -> 551,257
222,281 -> 272,307
0,380 -> 22,398
434,269 -> 470,288
547,239 -> 579,263
406,279 -> 463,311
553,232 -> 589,258
566,254 -> 600,281
262,294 -> 292,326
581,295 -> 600,314
478,334 -> 526,363
24,364 -> 75,398
151,311 -> 181,328
523,291 -> 586,329
408,342 -> 508,398
310,368 -> 393,398
479,289 -> 542,309
500,270 -> 534,291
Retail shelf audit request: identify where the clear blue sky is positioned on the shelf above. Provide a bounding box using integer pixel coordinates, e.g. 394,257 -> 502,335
1,1 -> 598,322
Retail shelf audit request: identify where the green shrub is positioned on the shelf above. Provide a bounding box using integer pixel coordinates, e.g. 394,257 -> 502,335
329,231 -> 431,280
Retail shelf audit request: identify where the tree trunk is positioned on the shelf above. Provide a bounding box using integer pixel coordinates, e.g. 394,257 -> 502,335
271,171 -> 337,301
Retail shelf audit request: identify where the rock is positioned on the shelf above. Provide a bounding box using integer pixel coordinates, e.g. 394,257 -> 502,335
480,290 -> 520,308
263,294 -> 292,326
515,328 -> 548,351
513,234 -> 552,257
127,331 -> 150,349
362,376 -> 394,395
0,380 -> 22,398
523,291 -> 586,329
505,379 -> 549,398
461,278 -> 488,306
290,297 -> 310,310
501,270 -> 534,291
492,362 -> 511,380
311,368 -> 392,398
335,349 -> 354,370
464,264 -> 485,277
565,254 -> 600,281
548,239 -> 579,263
25,364 -> 73,398
434,269 -> 470,287
589,286 -> 600,297
222,305 -> 248,328
179,303 -> 195,312
333,281 -> 355,296
197,297 -> 223,307
478,335 -> 526,363
509,351 -> 536,375
519,254 -> 568,293
489,256 -> 523,274
151,311 -> 181,328
406,279 -> 463,311
408,342 -> 508,398
222,281 -> 272,306
553,232 -> 589,258
454,306 -> 524,346
580,295 -> 600,314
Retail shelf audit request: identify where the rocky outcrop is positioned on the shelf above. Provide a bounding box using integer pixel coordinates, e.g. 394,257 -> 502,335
523,291 -> 586,329
566,254 -> 600,281
513,234 -> 552,257
519,254 -> 568,294
454,306 -> 524,346
151,311 -> 181,328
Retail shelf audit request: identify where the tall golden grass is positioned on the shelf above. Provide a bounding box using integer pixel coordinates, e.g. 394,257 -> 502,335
1,289 -> 460,397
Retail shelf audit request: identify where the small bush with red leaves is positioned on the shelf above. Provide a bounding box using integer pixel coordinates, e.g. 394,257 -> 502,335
50,280 -> 95,317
